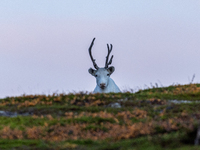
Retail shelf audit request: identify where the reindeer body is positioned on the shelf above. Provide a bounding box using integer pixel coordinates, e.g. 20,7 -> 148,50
88,38 -> 121,93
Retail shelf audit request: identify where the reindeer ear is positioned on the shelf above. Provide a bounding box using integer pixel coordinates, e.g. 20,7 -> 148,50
88,68 -> 96,76
107,66 -> 115,75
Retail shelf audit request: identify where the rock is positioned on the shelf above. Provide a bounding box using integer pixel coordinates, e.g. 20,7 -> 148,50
108,102 -> 121,108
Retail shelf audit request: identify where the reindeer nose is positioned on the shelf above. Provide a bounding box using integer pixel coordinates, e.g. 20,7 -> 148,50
100,83 -> 106,89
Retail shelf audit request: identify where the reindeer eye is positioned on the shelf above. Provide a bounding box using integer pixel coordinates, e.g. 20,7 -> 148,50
107,74 -> 110,76
95,75 -> 97,77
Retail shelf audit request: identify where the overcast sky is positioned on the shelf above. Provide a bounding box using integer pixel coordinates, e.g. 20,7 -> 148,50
0,1 -> 200,98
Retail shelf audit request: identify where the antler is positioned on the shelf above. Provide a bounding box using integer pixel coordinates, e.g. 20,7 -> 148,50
105,43 -> 114,68
88,38 -> 99,69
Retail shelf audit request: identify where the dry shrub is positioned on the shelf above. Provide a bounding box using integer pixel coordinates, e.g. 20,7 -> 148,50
173,84 -> 200,95
26,126 -> 45,139
0,126 -> 23,139
0,116 -> 195,142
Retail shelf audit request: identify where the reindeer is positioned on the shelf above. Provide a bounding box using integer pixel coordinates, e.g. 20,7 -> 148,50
88,38 -> 121,93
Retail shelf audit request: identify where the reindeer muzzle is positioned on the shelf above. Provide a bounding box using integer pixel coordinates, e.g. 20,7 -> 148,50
100,83 -> 106,89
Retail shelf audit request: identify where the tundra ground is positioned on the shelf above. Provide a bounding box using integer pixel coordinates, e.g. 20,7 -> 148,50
1,84 -> 200,149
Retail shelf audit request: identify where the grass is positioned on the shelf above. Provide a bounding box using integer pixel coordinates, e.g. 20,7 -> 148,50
0,83 -> 200,149
0,139 -> 50,150
1,132 -> 199,150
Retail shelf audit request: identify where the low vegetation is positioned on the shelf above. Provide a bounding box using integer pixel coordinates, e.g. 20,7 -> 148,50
1,83 -> 200,149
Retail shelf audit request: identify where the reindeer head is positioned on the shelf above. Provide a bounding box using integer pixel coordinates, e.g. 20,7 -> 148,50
88,38 -> 115,90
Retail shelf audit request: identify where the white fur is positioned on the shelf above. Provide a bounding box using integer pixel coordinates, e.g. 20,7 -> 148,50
89,67 -> 121,93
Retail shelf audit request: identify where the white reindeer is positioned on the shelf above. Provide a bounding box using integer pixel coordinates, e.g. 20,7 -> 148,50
88,38 -> 121,93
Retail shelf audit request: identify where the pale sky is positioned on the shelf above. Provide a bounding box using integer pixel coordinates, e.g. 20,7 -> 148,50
0,1 -> 200,98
